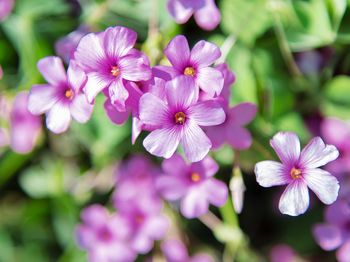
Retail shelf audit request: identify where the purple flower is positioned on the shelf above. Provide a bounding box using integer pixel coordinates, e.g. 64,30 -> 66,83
162,35 -> 224,97
205,102 -> 257,150
139,76 -> 225,162
161,239 -> 214,262
313,200 -> 350,262
10,92 -> 41,154
74,26 -> 151,111
76,204 -> 136,262
269,244 -> 298,262
156,154 -> 228,218
254,132 -> 340,216
0,0 -> 14,21
28,57 -> 93,134
167,0 -> 221,31
55,25 -> 90,63
321,117 -> 350,176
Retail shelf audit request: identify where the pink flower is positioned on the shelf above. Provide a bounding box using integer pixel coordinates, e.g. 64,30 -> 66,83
313,200 -> 350,262
254,132 -> 340,216
0,0 -> 14,21
10,92 -> 41,154
161,239 -> 214,262
76,205 -> 136,262
162,35 -> 224,97
167,0 -> 221,31
269,244 -> 298,262
156,154 -> 228,218
321,117 -> 350,176
205,102 -> 257,150
74,26 -> 151,111
0,65 -> 3,79
28,57 -> 93,134
139,76 -> 225,162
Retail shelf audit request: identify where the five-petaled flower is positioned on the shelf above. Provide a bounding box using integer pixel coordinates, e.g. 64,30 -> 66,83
254,132 -> 340,216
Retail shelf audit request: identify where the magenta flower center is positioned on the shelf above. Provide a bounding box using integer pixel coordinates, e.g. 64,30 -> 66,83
290,167 -> 302,180
64,88 -> 74,100
110,66 -> 120,77
183,66 -> 196,77
174,112 -> 186,125
98,227 -> 113,242
190,172 -> 201,182
135,214 -> 145,225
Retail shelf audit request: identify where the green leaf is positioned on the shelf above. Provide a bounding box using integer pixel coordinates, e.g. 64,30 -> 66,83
220,0 -> 272,45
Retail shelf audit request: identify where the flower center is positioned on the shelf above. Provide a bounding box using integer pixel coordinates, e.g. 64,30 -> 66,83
174,112 -> 186,125
98,227 -> 113,242
64,89 -> 74,100
135,214 -> 144,224
184,66 -> 196,77
191,172 -> 201,182
290,167 -> 302,179
111,66 -> 120,77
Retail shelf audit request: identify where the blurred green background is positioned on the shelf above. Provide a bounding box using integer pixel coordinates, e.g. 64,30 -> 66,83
1,0 -> 350,261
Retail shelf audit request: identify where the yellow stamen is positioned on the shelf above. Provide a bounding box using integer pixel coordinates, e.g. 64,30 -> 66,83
290,167 -> 302,179
111,66 -> 120,77
184,67 -> 196,77
65,89 -> 74,100
175,112 -> 186,125
191,172 -> 201,182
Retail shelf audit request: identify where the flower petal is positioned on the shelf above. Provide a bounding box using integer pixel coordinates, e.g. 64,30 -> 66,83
228,102 -> 257,125
196,67 -> 224,96
156,175 -> 188,200
313,223 -> 343,251
103,26 -> 137,58
303,168 -> 339,205
226,126 -> 253,150
161,240 -> 189,262
270,132 -> 300,165
46,101 -> 71,134
164,35 -> 191,70
143,126 -> 182,159
119,55 -> 152,81
300,137 -> 339,169
139,93 -> 169,127
67,61 -> 87,92
161,153 -> 187,176
321,118 -> 350,147
70,93 -> 93,123
193,0 -> 221,31
108,78 -> 129,112
37,56 -> 67,86
278,180 -> 309,216
190,40 -> 221,67
84,72 -> 111,103
182,120 -> 211,162
205,179 -> 228,207
28,84 -> 59,115
254,160 -> 289,187
166,76 -> 198,109
188,100 -> 225,126
132,117 -> 143,144
167,0 -> 194,24
181,187 -> 209,218
337,241 -> 350,262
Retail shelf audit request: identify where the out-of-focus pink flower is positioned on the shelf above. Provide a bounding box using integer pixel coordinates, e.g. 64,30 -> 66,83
161,239 -> 214,262
0,65 -> 3,79
28,57 -> 93,134
74,26 -> 151,111
321,117 -> 350,176
313,199 -> 350,262
10,92 -> 41,154
55,25 -> 90,63
139,76 -> 225,162
0,0 -> 14,21
162,35 -> 223,97
167,0 -> 221,31
255,132 -> 339,216
205,102 -> 257,150
76,204 -> 136,262
156,154 -> 228,218
269,244 -> 298,262
0,94 -> 10,148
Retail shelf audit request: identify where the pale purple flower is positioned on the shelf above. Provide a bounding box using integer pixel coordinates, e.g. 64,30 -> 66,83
139,76 -> 225,162
269,244 -> 298,262
0,0 -> 14,21
161,239 -> 214,262
76,204 -> 136,262
156,154 -> 228,218
229,171 -> 246,214
28,56 -> 93,134
10,92 -> 41,154
205,102 -> 257,150
162,35 -> 224,97
321,117 -> 350,175
313,200 -> 350,262
74,26 -> 151,111
167,0 -> 221,31
55,25 -> 90,63
255,132 -> 340,216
